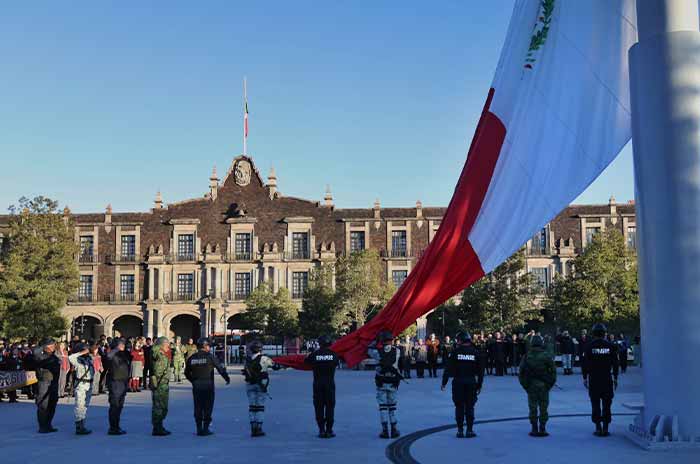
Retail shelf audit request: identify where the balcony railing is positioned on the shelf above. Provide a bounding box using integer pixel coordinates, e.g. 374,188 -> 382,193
102,293 -> 137,304
164,292 -> 195,302
69,294 -> 95,303
106,253 -> 138,264
165,253 -> 199,263
224,251 -> 261,262
283,250 -> 311,260
78,253 -> 99,264
381,249 -> 411,259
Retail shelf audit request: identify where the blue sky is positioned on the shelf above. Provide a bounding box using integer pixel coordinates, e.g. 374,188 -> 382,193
0,1 -> 634,213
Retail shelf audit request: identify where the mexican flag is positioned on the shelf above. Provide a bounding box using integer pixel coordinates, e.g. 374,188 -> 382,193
277,0 -> 638,369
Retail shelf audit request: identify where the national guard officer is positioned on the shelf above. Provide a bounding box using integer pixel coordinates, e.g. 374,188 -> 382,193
367,330 -> 402,439
151,336 -> 172,436
304,335 -> 340,438
243,340 -> 279,437
106,338 -> 130,435
519,335 -> 556,437
184,337 -> 230,436
33,338 -> 60,433
68,343 -> 95,435
582,323 -> 619,437
441,331 -> 484,438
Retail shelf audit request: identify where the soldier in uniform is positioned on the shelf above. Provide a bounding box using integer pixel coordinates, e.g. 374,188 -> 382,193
582,323 -> 619,437
304,335 -> 340,438
171,337 -> 185,383
243,340 -> 279,437
33,338 -> 60,433
441,332 -> 484,438
106,338 -> 130,435
184,337 -> 230,436
184,338 -> 198,360
519,335 -> 556,437
151,336 -> 172,436
68,343 -> 95,435
367,331 -> 402,439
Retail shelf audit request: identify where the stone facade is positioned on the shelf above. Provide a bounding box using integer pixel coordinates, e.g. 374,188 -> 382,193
0,156 -> 637,340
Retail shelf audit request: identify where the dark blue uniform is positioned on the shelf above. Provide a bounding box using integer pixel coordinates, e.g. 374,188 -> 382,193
32,347 -> 60,432
106,349 -> 131,433
305,348 -> 339,434
185,350 -> 230,432
582,338 -> 619,426
442,343 -> 485,432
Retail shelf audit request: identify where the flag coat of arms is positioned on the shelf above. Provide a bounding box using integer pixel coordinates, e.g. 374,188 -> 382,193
277,0 -> 638,369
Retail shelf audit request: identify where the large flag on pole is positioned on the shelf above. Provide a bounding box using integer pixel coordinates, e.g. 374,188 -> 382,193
277,0 -> 638,369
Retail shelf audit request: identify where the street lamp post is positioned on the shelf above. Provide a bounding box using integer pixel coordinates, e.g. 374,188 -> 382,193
220,303 -> 229,368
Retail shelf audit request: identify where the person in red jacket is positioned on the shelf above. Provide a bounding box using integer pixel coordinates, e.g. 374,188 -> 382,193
130,343 -> 145,392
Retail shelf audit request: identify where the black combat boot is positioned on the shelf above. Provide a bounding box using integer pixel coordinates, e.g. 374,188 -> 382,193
379,423 -> 390,439
601,422 -> 610,437
250,423 -> 257,437
325,422 -> 336,438
201,421 -> 213,436
253,422 -> 265,437
529,422 -> 539,437
152,422 -> 171,436
108,427 -> 126,435
75,420 -> 92,435
538,421 -> 549,437
196,420 -> 204,436
593,422 -> 603,437
456,425 -> 465,438
391,423 -> 400,438
465,419 -> 476,438
318,423 -> 326,438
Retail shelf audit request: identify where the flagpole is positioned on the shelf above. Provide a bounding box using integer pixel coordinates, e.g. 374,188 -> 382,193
243,77 -> 247,156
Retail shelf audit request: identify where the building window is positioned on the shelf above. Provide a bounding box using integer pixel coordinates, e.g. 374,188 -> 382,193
79,275 -> 93,301
531,267 -> 549,291
292,232 -> 309,259
177,273 -> 194,299
235,272 -> 252,300
350,231 -> 365,253
392,270 -> 408,288
79,235 -> 94,262
627,226 -> 636,250
292,271 -> 308,299
235,233 -> 252,260
391,230 -> 407,257
532,228 -> 547,255
177,234 -> 194,260
120,235 -> 136,260
585,227 -> 600,245
120,274 -> 135,300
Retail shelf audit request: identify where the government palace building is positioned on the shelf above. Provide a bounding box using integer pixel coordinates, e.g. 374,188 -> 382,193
0,156 -> 637,341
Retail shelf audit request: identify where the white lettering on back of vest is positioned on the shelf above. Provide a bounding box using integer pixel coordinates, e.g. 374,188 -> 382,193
315,355 -> 335,361
591,348 -> 610,355
191,358 -> 208,365
457,354 -> 476,361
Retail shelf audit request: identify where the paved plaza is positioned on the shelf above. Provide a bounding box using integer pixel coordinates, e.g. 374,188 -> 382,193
1,366 -> 696,463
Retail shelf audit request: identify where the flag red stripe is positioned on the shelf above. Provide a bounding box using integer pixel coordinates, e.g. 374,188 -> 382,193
276,88 -> 505,369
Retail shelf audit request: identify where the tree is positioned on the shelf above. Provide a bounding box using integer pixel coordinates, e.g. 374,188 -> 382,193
445,250 -> 537,333
242,283 -> 299,338
544,228 -> 638,332
335,250 -> 393,331
0,196 -> 78,339
299,264 -> 343,339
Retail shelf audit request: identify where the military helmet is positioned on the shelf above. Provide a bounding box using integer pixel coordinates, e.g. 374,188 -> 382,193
196,337 -> 210,349
378,330 -> 394,342
318,335 -> 332,347
530,335 -> 544,348
74,342 -> 89,353
249,340 -> 263,353
591,323 -> 607,337
456,331 -> 472,343
40,337 -> 56,348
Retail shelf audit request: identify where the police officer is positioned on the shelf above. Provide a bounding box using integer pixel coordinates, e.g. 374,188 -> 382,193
33,338 -> 60,433
519,335 -> 556,437
582,323 -> 619,437
68,343 -> 95,435
367,330 -> 402,439
184,337 -> 230,436
243,340 -> 279,437
304,335 -> 340,438
106,338 -> 131,435
441,332 -> 484,438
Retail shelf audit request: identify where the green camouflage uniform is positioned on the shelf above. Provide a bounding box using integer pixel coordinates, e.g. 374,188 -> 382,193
519,346 -> 556,427
172,342 -> 185,382
151,338 -> 171,426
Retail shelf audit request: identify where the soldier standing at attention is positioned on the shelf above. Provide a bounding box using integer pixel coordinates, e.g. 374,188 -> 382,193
368,331 -> 402,439
184,337 -> 230,436
304,335 -> 340,438
184,338 -> 198,360
33,338 -> 60,433
519,335 -> 556,437
151,336 -> 172,436
106,338 -> 130,435
243,340 -> 279,437
441,332 -> 484,438
68,343 -> 95,435
582,323 -> 619,437
171,336 -> 185,383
